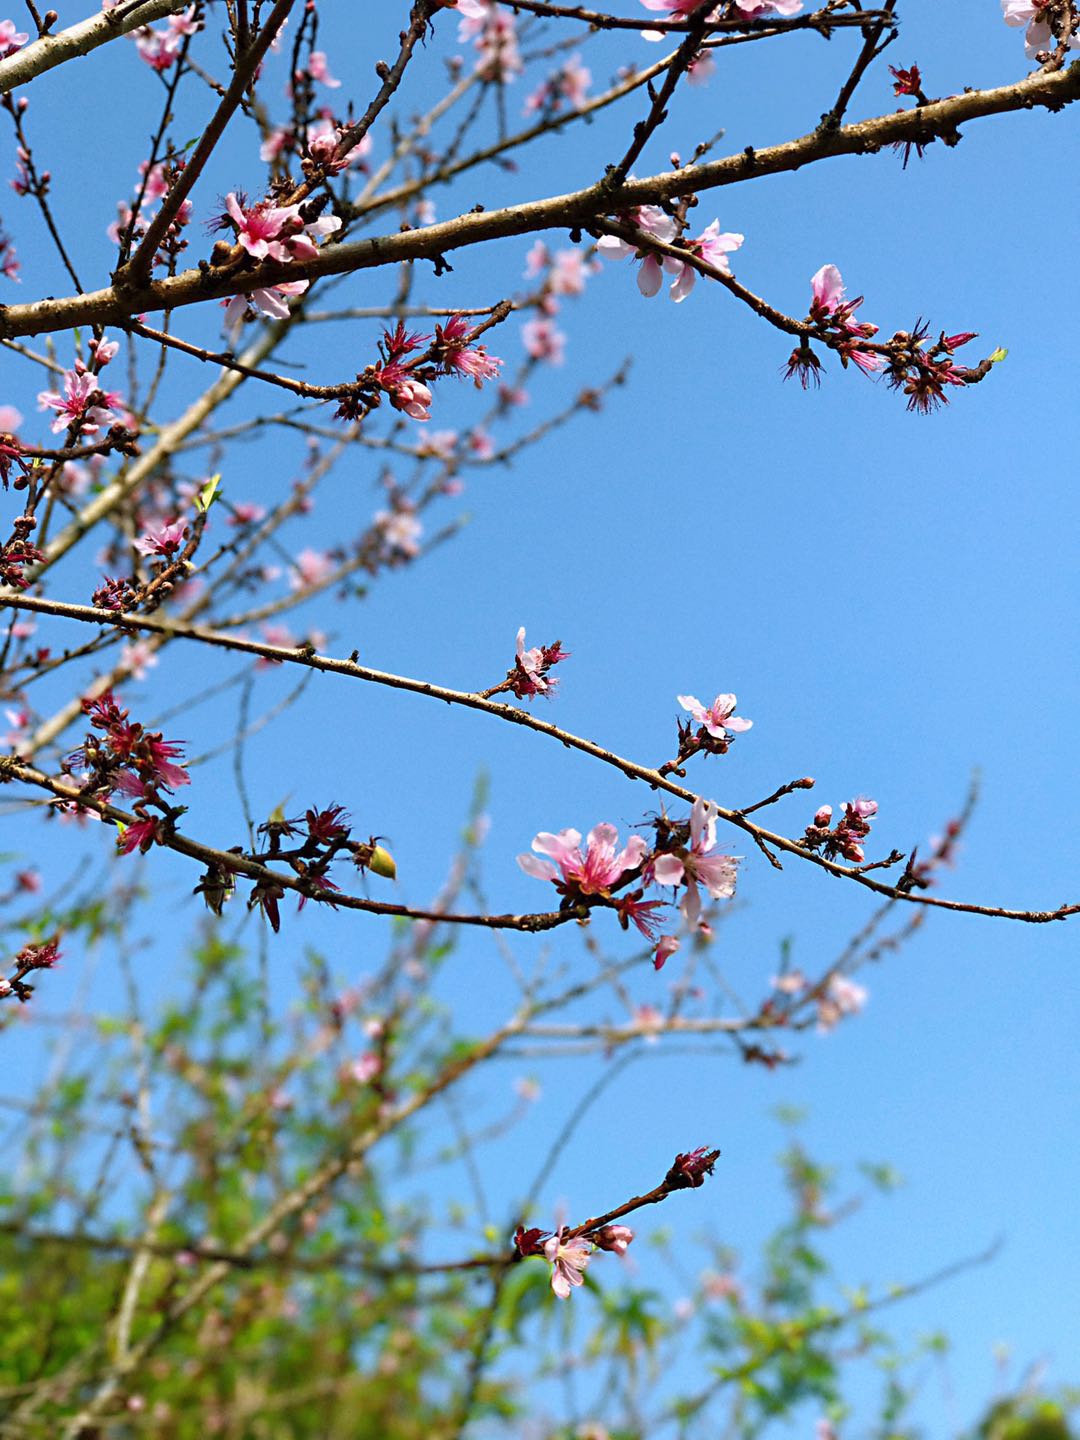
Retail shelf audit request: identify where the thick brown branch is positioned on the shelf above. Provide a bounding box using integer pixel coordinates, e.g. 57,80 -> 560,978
1,62 -> 1077,338
0,0 -> 193,94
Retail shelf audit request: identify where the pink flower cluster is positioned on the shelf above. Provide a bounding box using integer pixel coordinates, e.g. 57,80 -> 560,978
519,800 -> 740,966
802,797 -> 878,863
38,344 -> 122,436
217,192 -> 341,333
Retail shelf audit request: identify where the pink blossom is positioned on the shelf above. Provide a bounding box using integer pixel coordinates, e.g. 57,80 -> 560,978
290,548 -> 336,591
665,221 -> 744,302
632,1002 -> 664,1037
544,1230 -> 592,1299
117,816 -> 162,854
524,240 -> 549,276
457,1 -> 522,77
0,20 -> 29,59
469,427 -> 495,460
38,370 -> 117,436
388,376 -> 433,421
518,823 -> 646,896
810,263 -> 846,315
525,53 -> 590,113
222,279 -> 310,334
522,317 -> 566,364
306,50 -> 340,87
551,248 -> 594,296
514,1076 -> 542,1102
651,799 -> 739,927
229,501 -> 267,526
225,193 -> 299,261
134,519 -> 187,557
436,314 -> 503,387
678,692 -> 752,740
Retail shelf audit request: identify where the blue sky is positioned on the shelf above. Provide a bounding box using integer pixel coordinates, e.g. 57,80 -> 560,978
1,0 -> 1078,1430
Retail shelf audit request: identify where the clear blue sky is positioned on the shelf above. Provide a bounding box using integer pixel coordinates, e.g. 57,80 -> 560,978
2,0 -> 1078,1430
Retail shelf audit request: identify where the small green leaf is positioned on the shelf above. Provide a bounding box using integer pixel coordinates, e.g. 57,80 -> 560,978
195,473 -> 222,513
990,346 -> 1008,363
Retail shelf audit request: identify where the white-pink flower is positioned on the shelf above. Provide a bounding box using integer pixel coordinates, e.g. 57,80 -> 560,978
544,1230 -> 592,1299
596,206 -> 678,296
678,692 -> 752,740
134,518 -> 187,557
651,799 -> 739,927
222,279 -> 310,335
665,220 -> 744,302
518,823 -> 646,896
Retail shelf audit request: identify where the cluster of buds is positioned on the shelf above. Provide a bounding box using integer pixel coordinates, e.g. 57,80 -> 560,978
212,190 -> 342,333
199,804 -> 396,932
336,316 -> 504,425
885,322 -> 983,414
0,532 -> 44,590
801,797 -> 878,863
0,938 -> 61,1005
65,690 -> 189,852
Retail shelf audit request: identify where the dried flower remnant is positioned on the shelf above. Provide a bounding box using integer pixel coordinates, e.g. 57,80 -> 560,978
0,938 -> 62,1004
544,1229 -> 593,1299
666,1145 -> 721,1189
